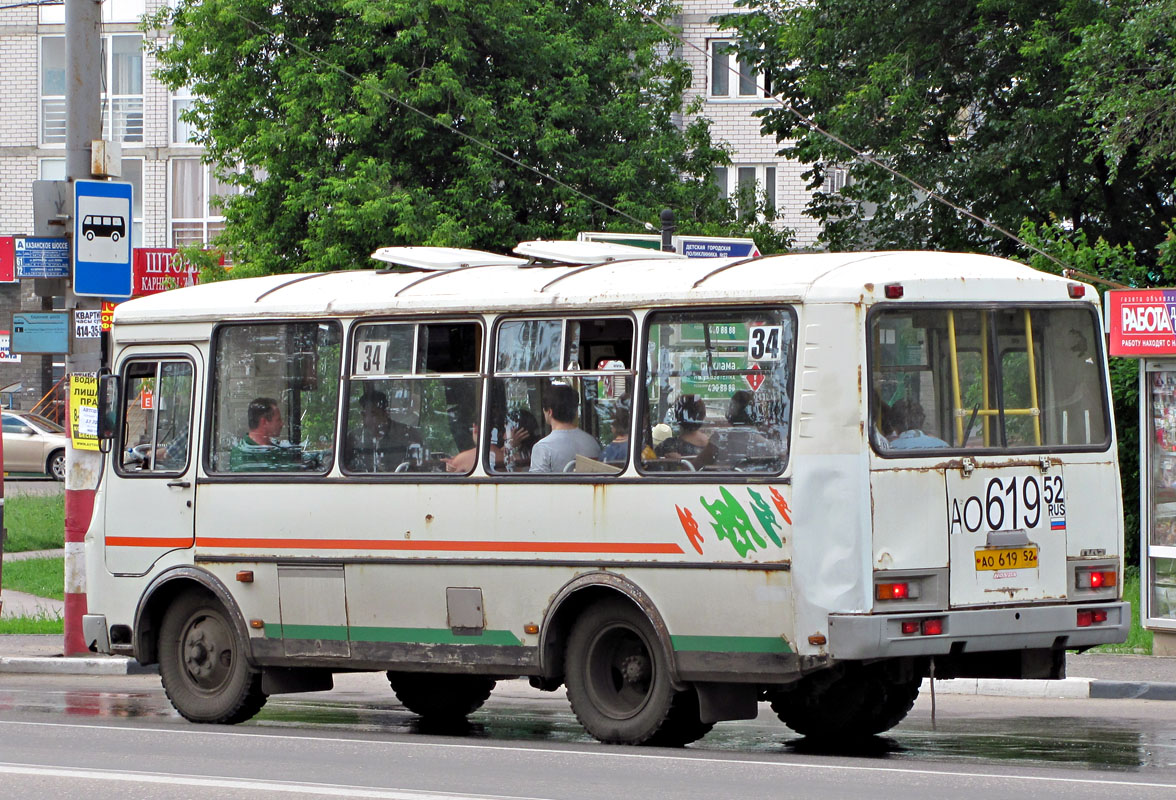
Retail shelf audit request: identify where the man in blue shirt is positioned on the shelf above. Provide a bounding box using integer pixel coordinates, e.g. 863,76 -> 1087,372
888,398 -> 949,449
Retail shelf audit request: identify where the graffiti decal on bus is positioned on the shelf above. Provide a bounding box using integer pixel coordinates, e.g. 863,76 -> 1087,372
677,486 -> 791,557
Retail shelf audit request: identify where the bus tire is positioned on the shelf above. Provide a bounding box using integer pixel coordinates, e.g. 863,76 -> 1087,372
565,598 -> 696,745
386,673 -> 496,720
644,688 -> 714,747
768,663 -> 920,740
158,590 -> 267,724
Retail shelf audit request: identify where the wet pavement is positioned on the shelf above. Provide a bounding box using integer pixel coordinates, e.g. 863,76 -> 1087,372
1,670 -> 1174,778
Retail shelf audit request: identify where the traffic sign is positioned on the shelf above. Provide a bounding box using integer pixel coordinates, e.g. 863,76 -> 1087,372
578,231 -> 761,259
11,312 -> 69,354
14,237 -> 70,278
74,179 -> 133,298
676,237 -> 760,259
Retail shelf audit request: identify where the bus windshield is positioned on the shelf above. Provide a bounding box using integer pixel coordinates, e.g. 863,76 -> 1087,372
870,306 -> 1109,454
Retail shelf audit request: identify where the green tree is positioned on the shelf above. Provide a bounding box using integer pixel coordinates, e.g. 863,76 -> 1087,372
723,0 -> 1176,261
147,0 -> 786,274
1065,0 -> 1176,181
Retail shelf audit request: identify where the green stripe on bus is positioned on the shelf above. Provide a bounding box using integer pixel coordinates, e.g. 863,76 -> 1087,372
671,635 -> 792,654
268,624 -> 523,647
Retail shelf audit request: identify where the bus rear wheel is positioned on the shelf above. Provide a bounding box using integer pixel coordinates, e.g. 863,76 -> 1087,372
767,662 -> 921,741
565,599 -> 709,746
158,590 -> 267,724
386,673 -> 496,720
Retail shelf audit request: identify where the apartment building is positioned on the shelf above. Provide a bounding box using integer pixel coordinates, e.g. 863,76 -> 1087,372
676,0 -> 825,247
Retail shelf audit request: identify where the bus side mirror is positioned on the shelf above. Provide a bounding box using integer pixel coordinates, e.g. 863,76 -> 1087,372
97,374 -> 120,453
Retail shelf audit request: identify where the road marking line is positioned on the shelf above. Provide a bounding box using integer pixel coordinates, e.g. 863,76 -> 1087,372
0,763 -> 550,800
1,719 -> 1174,790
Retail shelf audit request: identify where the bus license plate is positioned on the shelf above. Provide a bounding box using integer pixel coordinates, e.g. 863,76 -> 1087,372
974,546 -> 1038,571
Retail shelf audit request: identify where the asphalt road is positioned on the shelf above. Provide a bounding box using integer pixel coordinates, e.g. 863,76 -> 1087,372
0,672 -> 1173,799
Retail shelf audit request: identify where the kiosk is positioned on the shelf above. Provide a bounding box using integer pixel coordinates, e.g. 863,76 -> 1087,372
1108,289 -> 1176,654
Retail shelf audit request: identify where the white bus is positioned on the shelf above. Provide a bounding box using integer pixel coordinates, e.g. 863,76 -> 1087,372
84,243 -> 1127,745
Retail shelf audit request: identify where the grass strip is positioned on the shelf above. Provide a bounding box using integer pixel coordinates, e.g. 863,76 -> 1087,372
2,556 -> 65,601
0,616 -> 64,634
3,494 -> 65,553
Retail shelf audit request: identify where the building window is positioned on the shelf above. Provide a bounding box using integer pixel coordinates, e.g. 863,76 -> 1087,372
708,40 -> 769,100
40,37 -> 66,145
40,157 -> 144,248
171,86 -> 198,145
170,159 -> 233,246
714,164 -> 777,219
39,35 -> 144,145
40,0 -> 146,24
824,167 -> 849,194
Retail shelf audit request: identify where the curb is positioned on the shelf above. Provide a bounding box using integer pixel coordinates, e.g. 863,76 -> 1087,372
1088,680 -> 1176,701
922,676 -> 1176,701
0,656 -> 157,676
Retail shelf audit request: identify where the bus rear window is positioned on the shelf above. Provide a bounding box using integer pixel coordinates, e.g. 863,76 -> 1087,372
870,306 -> 1109,454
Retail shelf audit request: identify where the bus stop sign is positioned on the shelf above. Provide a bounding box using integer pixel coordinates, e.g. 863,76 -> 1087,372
74,179 -> 133,298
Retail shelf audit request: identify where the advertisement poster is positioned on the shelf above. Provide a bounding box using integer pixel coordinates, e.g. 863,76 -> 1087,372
1107,289 -> 1176,357
69,373 -> 99,451
0,331 -> 21,363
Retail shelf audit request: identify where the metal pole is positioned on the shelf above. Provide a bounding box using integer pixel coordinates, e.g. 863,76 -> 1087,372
660,208 -> 676,253
63,0 -> 104,656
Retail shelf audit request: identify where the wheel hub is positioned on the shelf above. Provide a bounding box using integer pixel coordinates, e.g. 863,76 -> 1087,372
620,653 -> 650,685
185,630 -> 214,679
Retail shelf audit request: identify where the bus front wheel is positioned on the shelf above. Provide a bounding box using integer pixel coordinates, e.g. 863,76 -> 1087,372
386,672 -> 495,720
158,590 -> 267,724
565,599 -> 710,746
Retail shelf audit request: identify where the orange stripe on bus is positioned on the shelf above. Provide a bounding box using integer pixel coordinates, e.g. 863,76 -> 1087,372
105,537 -> 194,548
197,538 -> 685,554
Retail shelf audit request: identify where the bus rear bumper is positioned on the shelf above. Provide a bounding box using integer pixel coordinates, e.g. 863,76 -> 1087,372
827,601 -> 1130,660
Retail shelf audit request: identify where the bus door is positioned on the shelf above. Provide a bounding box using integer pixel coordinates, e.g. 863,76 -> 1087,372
105,350 -> 201,575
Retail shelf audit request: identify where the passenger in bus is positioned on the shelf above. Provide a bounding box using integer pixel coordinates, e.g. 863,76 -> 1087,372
345,390 -> 422,472
444,410 -> 538,473
726,390 -> 757,425
888,398 -> 949,449
602,404 -> 631,463
529,384 -> 602,472
656,395 -> 715,465
229,397 -> 304,471
501,408 -> 539,470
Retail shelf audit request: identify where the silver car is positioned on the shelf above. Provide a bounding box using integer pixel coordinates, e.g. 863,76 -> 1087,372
2,411 -> 69,480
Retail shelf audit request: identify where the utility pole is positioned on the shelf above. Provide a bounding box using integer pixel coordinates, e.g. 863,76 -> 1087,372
63,0 -> 104,656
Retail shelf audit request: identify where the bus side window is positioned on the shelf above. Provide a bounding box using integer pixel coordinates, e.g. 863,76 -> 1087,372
118,360 -> 194,474
640,309 -> 794,475
489,316 -> 633,475
344,321 -> 482,475
208,322 -> 341,474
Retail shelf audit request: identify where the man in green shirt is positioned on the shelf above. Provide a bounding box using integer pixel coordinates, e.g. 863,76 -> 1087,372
230,397 -> 304,471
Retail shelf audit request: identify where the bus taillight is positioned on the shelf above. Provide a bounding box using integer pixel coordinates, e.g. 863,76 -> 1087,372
1077,608 -> 1109,627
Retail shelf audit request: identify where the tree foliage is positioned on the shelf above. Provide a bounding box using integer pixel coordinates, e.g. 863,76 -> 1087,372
724,0 -> 1176,261
147,0 -> 786,274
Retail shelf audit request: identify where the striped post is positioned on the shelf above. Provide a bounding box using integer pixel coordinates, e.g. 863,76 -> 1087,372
63,482 -> 95,655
